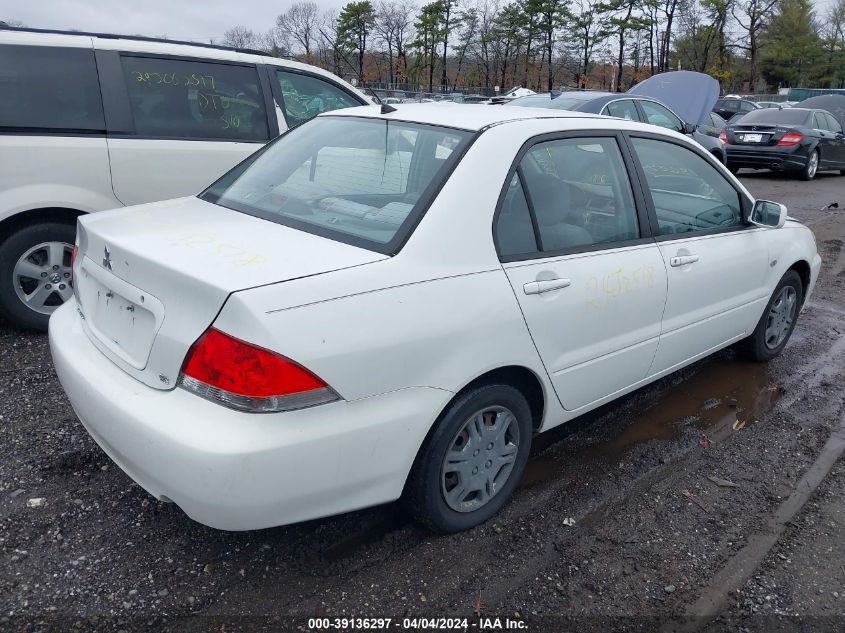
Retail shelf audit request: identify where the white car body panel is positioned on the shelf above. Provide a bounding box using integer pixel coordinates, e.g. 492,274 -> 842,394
0,135 -> 120,222
503,243 -> 668,410
106,139 -> 262,207
49,105 -> 823,529
650,228 -> 771,373
74,197 -> 386,390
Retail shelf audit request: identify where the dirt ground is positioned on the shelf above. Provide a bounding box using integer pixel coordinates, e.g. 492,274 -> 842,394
1,169 -> 844,633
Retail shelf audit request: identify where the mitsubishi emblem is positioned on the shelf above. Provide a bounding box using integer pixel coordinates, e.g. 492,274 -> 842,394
103,245 -> 113,271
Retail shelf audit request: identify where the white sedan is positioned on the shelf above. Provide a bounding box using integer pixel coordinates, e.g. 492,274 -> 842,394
49,104 -> 821,533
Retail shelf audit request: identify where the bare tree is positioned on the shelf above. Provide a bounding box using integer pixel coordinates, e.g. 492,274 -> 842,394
277,1 -> 321,58
222,26 -> 258,49
731,0 -> 779,88
375,1 -> 417,83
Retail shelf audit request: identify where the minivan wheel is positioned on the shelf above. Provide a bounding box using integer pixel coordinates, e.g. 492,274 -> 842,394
0,223 -> 76,331
740,270 -> 803,362
798,150 -> 818,181
404,384 -> 532,533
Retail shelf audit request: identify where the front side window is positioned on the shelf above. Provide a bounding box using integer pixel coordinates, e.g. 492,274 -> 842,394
498,137 -> 639,255
631,137 -> 742,236
276,71 -> 361,128
202,117 -> 471,250
120,56 -> 269,140
604,99 -> 639,121
0,45 -> 104,131
639,101 -> 683,132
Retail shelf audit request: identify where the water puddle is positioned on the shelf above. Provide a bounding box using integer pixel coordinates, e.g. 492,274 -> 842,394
521,356 -> 783,487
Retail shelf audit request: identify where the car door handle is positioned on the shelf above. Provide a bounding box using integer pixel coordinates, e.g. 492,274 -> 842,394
670,254 -> 700,267
523,278 -> 571,295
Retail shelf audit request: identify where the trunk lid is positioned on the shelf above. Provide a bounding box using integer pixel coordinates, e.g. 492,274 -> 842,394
727,124 -> 790,146
73,196 -> 387,390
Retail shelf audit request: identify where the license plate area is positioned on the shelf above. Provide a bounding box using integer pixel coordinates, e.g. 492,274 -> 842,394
741,133 -> 764,143
76,257 -> 164,369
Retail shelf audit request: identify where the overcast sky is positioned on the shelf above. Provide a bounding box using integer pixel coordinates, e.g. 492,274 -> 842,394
0,0 -> 331,44
2,0 -> 840,45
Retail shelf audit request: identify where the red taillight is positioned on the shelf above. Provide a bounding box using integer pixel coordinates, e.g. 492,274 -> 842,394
777,132 -> 804,146
719,130 -> 728,143
179,328 -> 338,412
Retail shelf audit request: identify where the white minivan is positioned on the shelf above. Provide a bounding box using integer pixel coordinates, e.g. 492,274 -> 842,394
0,26 -> 369,330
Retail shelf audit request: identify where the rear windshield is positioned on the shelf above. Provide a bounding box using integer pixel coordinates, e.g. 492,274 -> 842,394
736,109 -> 811,126
201,117 -> 472,253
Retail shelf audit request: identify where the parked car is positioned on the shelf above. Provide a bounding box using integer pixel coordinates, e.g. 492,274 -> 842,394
698,112 -> 728,138
0,26 -> 368,330
505,90 -> 727,163
713,97 -> 760,121
721,107 -> 845,179
50,104 -> 821,533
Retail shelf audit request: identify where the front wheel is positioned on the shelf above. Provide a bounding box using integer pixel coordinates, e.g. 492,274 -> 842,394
404,384 -> 533,533
798,150 -> 819,181
740,270 -> 803,362
0,222 -> 76,331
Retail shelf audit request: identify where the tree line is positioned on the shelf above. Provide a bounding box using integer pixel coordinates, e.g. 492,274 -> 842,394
222,0 -> 845,93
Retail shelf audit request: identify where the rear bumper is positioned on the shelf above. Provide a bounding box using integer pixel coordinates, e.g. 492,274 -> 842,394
49,301 -> 450,530
726,146 -> 807,171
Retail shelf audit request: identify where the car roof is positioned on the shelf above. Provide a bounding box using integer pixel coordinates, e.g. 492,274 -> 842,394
321,103 -> 612,131
318,103 -> 704,144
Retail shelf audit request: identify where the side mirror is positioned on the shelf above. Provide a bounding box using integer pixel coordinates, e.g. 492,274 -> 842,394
749,200 -> 788,229
682,122 -> 696,134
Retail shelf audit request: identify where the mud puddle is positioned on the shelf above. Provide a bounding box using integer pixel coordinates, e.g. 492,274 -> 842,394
521,356 -> 783,487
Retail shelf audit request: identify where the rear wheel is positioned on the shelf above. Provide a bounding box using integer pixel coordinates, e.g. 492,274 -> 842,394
740,270 -> 803,362
798,150 -> 819,181
404,384 -> 532,533
0,223 -> 76,331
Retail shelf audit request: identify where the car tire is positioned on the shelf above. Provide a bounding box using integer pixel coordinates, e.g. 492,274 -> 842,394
798,150 -> 819,181
404,383 -> 533,533
739,270 -> 803,362
0,222 -> 76,331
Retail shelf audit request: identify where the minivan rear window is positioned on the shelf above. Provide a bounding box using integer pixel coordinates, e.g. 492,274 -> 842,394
201,117 -> 473,252
120,56 -> 269,141
0,45 -> 105,131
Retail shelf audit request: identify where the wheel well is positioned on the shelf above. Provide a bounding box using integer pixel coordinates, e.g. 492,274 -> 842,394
0,208 -> 85,242
457,366 -> 546,432
789,260 -> 811,303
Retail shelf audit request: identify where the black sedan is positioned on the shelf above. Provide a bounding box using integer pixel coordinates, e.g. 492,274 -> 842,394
713,97 -> 759,121
506,91 -> 726,163
722,108 -> 845,180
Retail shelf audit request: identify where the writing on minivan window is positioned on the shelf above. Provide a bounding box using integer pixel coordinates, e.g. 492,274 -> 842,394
132,71 -> 216,89
120,56 -> 269,140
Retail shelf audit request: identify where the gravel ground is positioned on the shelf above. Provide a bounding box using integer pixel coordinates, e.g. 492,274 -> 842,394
1,171 -> 844,632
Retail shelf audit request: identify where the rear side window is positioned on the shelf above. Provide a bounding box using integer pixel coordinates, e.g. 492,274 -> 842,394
276,71 -> 360,128
0,45 -> 104,131
604,99 -> 639,121
813,112 -> 829,131
120,56 -> 269,141
825,113 -> 843,134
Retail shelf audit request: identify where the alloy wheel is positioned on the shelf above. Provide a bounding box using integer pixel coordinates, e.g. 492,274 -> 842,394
764,285 -> 797,350
13,241 -> 74,315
